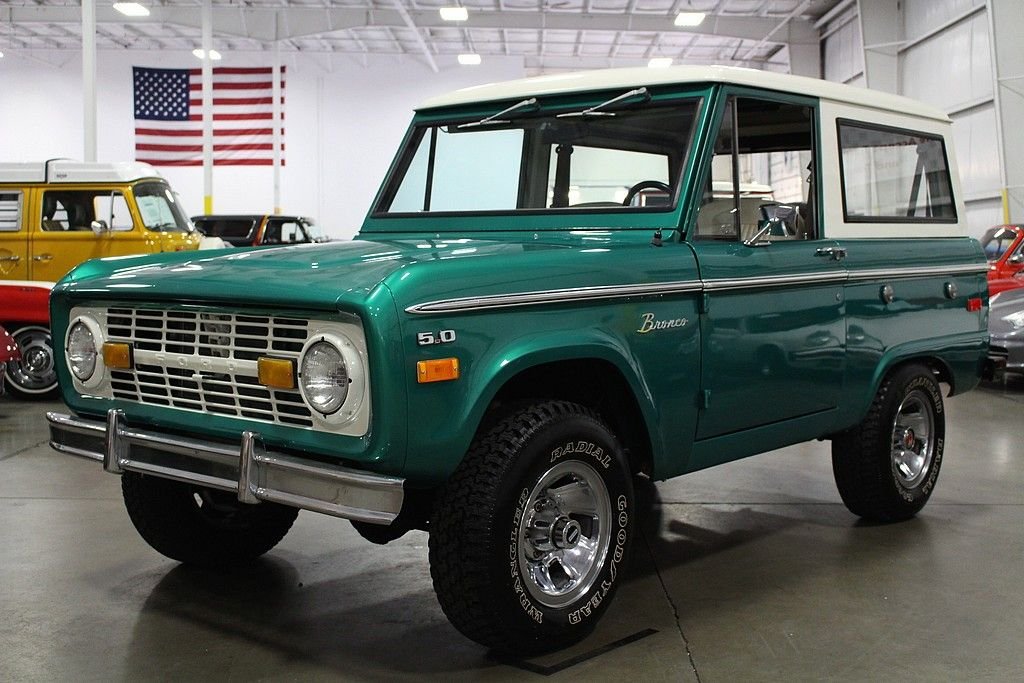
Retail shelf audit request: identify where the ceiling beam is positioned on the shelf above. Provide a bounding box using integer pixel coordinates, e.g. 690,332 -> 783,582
1,7 -> 810,44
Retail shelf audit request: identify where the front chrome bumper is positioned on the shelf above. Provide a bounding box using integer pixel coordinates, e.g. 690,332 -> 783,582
47,410 -> 404,525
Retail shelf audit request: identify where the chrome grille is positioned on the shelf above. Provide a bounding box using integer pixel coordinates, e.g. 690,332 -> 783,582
104,307 -> 314,428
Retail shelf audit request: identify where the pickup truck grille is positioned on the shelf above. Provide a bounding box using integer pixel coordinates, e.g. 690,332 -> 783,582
104,307 -> 315,428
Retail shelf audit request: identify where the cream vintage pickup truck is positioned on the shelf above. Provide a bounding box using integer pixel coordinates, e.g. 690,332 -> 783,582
46,66 -> 988,653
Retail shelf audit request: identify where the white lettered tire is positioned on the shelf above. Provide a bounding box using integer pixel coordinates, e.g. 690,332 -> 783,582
429,401 -> 634,654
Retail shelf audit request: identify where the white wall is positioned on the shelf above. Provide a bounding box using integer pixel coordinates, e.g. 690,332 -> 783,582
0,51 -> 525,239
821,0 -> 1004,238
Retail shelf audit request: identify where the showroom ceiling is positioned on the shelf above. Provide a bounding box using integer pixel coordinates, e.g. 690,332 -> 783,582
2,0 -> 848,72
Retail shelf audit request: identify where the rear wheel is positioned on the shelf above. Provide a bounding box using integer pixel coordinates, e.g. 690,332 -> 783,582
832,364 -> 945,522
3,325 -> 58,398
429,401 -> 634,654
121,472 -> 299,566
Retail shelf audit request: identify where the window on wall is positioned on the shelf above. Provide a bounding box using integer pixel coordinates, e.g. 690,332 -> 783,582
0,192 -> 21,232
837,120 -> 956,222
696,97 -> 818,242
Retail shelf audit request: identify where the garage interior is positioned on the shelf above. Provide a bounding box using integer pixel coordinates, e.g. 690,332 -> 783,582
3,0 -> 1024,680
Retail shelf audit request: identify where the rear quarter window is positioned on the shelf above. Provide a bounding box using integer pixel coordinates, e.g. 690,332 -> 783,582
837,119 -> 956,223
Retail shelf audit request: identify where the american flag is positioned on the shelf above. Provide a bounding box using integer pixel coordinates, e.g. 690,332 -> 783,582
132,66 -> 285,166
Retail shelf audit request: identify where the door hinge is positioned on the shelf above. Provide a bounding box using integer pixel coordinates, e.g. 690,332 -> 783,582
701,389 -> 712,409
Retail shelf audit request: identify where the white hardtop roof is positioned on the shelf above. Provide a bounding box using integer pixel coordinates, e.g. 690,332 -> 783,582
419,65 -> 949,123
0,160 -> 164,185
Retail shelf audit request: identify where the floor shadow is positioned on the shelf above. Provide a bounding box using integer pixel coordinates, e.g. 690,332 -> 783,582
123,555 -> 495,679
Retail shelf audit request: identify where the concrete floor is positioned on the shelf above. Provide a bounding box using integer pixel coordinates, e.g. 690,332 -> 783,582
1,381 -> 1023,682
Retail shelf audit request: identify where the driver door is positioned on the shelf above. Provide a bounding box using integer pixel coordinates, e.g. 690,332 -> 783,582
692,94 -> 847,441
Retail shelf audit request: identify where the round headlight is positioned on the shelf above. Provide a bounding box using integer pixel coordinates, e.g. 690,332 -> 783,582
67,321 -> 98,381
300,341 -> 349,415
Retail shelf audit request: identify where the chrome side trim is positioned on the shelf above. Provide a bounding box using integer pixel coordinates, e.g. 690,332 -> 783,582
405,280 -> 705,314
846,263 -> 989,282
703,271 -> 849,292
405,263 -> 988,314
47,410 -> 404,525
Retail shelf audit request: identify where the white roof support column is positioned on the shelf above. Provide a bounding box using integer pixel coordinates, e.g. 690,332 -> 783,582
202,0 -> 214,214
273,12 -> 282,215
856,0 -> 899,93
987,0 -> 1024,223
81,0 -> 97,161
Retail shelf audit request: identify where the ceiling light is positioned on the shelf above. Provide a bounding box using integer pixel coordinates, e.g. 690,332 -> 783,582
458,53 -> 481,66
192,48 -> 222,61
674,12 -> 707,27
440,7 -> 469,22
648,57 -> 673,68
0,51 -> 4,59
113,2 -> 150,17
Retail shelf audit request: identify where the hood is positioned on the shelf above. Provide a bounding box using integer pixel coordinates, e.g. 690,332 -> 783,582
54,231 -> 691,314
56,239 -> 415,311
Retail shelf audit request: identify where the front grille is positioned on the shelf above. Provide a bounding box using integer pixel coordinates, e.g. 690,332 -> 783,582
105,307 -> 314,428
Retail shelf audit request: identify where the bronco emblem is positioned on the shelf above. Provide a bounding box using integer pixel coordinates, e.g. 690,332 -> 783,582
636,312 -> 688,334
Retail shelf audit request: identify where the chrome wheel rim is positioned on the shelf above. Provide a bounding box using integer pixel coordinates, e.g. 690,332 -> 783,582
517,460 -> 612,609
890,389 -> 935,489
5,326 -> 57,393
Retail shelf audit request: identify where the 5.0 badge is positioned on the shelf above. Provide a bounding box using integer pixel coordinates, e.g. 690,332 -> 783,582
417,329 -> 457,346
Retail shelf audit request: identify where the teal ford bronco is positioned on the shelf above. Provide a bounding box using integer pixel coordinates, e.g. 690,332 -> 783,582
48,66 -> 989,654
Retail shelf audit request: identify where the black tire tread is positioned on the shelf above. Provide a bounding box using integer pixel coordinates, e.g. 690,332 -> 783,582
832,364 -> 942,522
122,472 -> 298,566
428,400 -> 610,652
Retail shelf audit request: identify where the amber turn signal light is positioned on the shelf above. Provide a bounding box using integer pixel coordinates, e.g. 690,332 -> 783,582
257,357 -> 296,389
102,342 -> 133,370
417,358 -> 460,384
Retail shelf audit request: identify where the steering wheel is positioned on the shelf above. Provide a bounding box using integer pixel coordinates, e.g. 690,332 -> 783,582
623,180 -> 672,206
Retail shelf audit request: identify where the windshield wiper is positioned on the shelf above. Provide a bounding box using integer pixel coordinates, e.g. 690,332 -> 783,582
457,97 -> 539,129
556,87 -> 651,118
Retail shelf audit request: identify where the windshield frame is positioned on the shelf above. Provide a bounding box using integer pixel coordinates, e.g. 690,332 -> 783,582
362,84 -> 713,233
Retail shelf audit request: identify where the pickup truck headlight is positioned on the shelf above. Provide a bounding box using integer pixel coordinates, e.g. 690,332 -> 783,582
300,340 -> 350,415
67,320 -> 98,381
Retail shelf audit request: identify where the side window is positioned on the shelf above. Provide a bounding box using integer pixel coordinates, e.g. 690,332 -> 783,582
837,121 -> 956,222
94,192 -> 133,231
0,192 -> 22,232
41,191 -> 108,231
697,97 -> 818,242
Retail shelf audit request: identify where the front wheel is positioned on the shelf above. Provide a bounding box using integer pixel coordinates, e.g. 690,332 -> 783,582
429,401 -> 634,654
121,472 -> 299,566
3,325 -> 58,398
832,364 -> 945,522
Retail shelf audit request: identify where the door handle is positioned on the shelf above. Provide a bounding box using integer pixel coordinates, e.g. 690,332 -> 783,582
0,255 -> 20,263
815,247 -> 847,261
32,253 -> 53,262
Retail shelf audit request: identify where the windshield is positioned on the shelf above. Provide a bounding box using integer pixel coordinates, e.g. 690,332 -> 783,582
376,98 -> 700,215
134,182 -> 194,232
302,218 -> 328,242
194,217 -> 258,239
981,226 -> 1021,262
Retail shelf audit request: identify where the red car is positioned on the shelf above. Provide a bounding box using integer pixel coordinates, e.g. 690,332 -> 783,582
982,224 -> 1024,291
0,324 -> 21,398
0,281 -> 55,398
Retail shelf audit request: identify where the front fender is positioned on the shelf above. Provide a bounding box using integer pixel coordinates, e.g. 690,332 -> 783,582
400,327 -> 663,486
